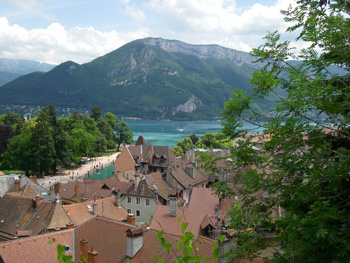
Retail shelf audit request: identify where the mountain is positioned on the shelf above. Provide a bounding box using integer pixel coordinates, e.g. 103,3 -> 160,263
0,71 -> 22,87
0,58 -> 55,75
0,38 -> 264,120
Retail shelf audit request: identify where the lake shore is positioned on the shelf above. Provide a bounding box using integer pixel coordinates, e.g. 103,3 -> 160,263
37,152 -> 120,189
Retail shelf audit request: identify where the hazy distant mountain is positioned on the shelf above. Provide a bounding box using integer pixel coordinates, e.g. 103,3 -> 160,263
0,38 -> 267,120
0,71 -> 22,87
0,58 -> 55,75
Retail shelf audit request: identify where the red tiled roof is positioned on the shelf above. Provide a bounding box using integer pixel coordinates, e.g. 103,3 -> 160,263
171,167 -> 209,188
129,229 -> 216,263
63,196 -> 128,226
114,147 -> 136,174
144,172 -> 176,201
0,195 -> 35,239
150,188 -> 219,237
0,230 -> 74,263
74,217 -> 131,263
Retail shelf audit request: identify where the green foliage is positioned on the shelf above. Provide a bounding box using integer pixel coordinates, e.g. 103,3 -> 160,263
176,137 -> 193,153
156,218 -> 224,262
1,104 -> 122,174
90,105 -> 102,121
209,1 -> 350,262
114,121 -> 133,151
189,134 -> 199,144
172,145 -> 184,157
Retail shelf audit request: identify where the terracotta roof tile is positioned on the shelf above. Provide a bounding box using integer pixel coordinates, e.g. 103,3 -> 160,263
0,230 -> 74,263
144,172 -> 176,201
63,196 -> 128,226
42,202 -> 71,230
0,195 -> 34,239
150,188 -> 219,237
114,147 -> 136,174
74,217 -> 131,263
171,167 -> 209,188
129,229 -> 216,263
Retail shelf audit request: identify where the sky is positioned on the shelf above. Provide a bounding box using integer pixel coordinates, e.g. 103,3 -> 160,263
0,0 -> 296,65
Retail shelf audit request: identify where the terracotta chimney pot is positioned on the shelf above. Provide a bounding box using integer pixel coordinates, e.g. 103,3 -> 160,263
80,239 -> 88,262
88,247 -> 98,263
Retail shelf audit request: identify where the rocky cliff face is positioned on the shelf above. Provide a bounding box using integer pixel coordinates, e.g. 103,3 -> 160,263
172,95 -> 203,115
144,38 -> 258,67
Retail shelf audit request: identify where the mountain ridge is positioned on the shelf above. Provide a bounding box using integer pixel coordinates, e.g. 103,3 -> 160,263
0,38 -> 260,120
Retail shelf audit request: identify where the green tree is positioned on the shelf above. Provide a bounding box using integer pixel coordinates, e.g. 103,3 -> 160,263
32,106 -> 55,177
3,112 -> 24,135
0,124 -> 14,161
90,105 -> 102,121
176,137 -> 193,153
97,118 -> 114,149
211,1 -> 350,262
105,112 -> 117,130
172,145 -> 184,157
114,121 -> 133,151
189,134 -> 199,145
1,127 -> 35,175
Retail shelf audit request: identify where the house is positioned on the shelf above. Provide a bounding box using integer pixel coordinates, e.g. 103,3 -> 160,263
114,136 -> 177,180
56,179 -> 131,204
150,187 -> 222,238
0,217 -> 217,263
120,175 -> 158,225
0,230 -> 74,263
0,194 -> 71,242
62,195 -> 129,226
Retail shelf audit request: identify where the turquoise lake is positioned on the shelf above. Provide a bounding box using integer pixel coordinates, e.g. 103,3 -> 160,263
126,120 -> 264,148
89,121 -> 264,179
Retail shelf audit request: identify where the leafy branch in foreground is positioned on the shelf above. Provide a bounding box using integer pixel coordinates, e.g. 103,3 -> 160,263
155,217 -> 224,263
206,1 -> 350,262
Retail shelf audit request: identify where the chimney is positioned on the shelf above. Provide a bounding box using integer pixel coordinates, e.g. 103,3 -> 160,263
34,195 -> 44,209
134,174 -> 141,190
185,167 -> 195,178
30,175 -> 37,183
93,202 -> 97,216
127,214 -> 135,225
190,146 -> 195,162
15,179 -> 20,192
80,239 -> 88,263
50,186 -> 55,197
54,182 -> 60,194
126,227 -> 144,258
169,197 -> 177,217
66,222 -> 75,229
188,185 -> 193,203
148,151 -> 152,164
88,247 -> 98,263
75,181 -> 80,196
115,192 -> 121,208
165,168 -> 172,185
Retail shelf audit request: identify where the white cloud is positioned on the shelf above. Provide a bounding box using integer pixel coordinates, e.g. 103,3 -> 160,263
0,17 -> 149,64
146,0 -> 295,51
125,3 -> 146,21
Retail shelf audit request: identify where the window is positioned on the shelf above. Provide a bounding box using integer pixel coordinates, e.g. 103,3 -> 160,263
127,196 -> 132,204
127,208 -> 132,214
136,197 -> 141,205
145,198 -> 150,207
136,210 -> 141,217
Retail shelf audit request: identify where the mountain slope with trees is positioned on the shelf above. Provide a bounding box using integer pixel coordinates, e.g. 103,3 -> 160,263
0,38 -> 263,120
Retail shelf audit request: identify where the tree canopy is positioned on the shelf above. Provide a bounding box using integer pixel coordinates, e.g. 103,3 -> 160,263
209,1 -> 350,262
114,121 -> 133,151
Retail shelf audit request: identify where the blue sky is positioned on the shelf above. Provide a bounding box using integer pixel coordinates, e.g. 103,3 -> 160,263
0,0 -> 295,64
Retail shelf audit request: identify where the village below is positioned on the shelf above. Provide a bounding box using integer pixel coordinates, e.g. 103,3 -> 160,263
0,1 -> 349,262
